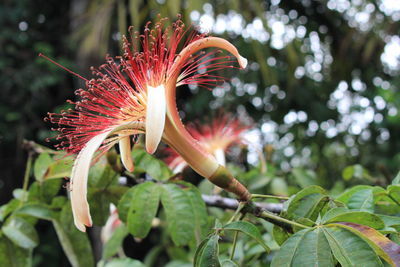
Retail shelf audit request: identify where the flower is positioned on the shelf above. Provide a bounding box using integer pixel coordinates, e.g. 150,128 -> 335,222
166,115 -> 250,172
47,16 -> 250,232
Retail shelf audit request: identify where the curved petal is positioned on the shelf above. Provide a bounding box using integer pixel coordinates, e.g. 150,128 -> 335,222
70,121 -> 146,232
166,36 -> 247,132
70,131 -> 110,232
145,85 -> 166,154
118,135 -> 134,172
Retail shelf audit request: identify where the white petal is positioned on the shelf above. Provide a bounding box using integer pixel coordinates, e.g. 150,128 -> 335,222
70,131 -> 110,232
213,148 -> 226,166
239,56 -> 248,69
118,135 -> 134,172
145,84 -> 166,154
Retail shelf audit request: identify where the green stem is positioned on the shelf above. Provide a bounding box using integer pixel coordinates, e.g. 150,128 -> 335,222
23,153 -> 33,192
230,213 -> 245,261
22,153 -> 33,203
230,231 -> 239,260
259,210 -> 311,229
227,202 -> 245,224
251,194 -> 289,200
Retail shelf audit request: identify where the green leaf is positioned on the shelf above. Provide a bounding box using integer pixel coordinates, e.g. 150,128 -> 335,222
223,221 -> 270,252
14,203 -> 55,220
322,208 -> 384,229
2,217 -> 39,249
100,258 -> 146,267
44,157 -> 73,179
387,185 -> 400,206
336,185 -> 373,203
117,186 -> 136,223
347,189 -> 374,212
88,156 -> 118,189
292,228 -> 334,266
161,183 -> 196,246
13,189 -> 28,201
286,186 -> 329,221
179,182 -> 209,242
195,235 -> 221,267
291,168 -> 317,188
220,259 -> 239,267
0,199 -> 20,222
127,182 -> 160,238
0,236 -> 31,267
276,228 -> 334,267
52,203 -> 94,267
33,152 -> 52,182
88,188 -> 111,226
270,229 -> 310,267
391,171 -> 400,185
270,177 -> 288,196
272,225 -> 290,246
336,222 -> 400,266
194,236 -> 211,266
379,214 -> 400,228
323,225 -> 384,267
102,224 -> 129,260
132,149 -> 172,181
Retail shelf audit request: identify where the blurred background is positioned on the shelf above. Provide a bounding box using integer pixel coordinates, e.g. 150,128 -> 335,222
1,0 -> 400,208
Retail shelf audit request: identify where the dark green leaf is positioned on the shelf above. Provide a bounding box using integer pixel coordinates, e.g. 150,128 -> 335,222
223,221 -> 270,252
88,188 -> 111,226
52,203 -> 94,267
2,217 -> 39,249
194,236 -> 211,266
127,182 -> 160,238
132,149 -> 172,181
0,236 -> 31,267
195,235 -> 221,267
161,183 -> 196,246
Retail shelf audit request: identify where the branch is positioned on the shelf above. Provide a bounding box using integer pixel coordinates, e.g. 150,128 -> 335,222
201,194 -> 283,214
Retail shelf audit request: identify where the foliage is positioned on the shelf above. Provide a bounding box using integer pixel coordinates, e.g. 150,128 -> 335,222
1,145 -> 400,266
2,0 -> 400,266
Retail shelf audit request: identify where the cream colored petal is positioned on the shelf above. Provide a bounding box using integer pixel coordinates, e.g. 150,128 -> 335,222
145,84 -> 166,154
118,135 -> 134,172
213,148 -> 226,166
70,131 -> 110,232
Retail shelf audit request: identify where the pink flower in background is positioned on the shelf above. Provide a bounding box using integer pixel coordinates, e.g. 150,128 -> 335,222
166,115 -> 250,172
